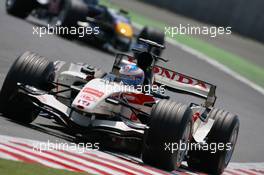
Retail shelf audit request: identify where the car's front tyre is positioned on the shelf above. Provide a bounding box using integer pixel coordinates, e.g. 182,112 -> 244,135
0,51 -> 55,124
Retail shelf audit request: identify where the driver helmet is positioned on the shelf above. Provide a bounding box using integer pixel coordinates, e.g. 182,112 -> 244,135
119,64 -> 145,86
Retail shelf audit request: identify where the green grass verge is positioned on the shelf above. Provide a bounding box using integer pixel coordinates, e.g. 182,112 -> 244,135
0,158 -> 88,175
100,0 -> 264,88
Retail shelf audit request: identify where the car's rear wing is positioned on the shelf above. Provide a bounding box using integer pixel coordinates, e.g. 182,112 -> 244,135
153,66 -> 216,107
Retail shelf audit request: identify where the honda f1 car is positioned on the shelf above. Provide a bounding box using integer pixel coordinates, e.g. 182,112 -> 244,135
6,0 -> 165,54
0,39 -> 239,174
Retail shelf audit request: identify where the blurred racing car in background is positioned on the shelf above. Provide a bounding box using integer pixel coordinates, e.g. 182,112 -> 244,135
5,0 -> 165,54
0,39 -> 239,174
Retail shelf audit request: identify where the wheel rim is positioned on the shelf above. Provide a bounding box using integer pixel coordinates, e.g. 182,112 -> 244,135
224,125 -> 239,164
52,10 -> 65,26
176,121 -> 191,165
50,2 -> 67,26
6,0 -> 15,9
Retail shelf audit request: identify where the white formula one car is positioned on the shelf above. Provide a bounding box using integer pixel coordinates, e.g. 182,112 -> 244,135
0,39 -> 239,174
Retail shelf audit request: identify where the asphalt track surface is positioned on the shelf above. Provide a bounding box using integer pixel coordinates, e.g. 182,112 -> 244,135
0,0 -> 263,165
111,0 -> 264,68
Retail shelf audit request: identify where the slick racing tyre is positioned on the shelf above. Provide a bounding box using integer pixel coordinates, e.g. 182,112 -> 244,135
6,0 -> 37,18
187,108 -> 240,174
138,27 -> 165,56
51,0 -> 88,28
142,100 -> 192,171
0,51 -> 55,124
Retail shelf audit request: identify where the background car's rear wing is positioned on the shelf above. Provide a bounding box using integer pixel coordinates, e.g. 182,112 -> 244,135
153,66 -> 217,107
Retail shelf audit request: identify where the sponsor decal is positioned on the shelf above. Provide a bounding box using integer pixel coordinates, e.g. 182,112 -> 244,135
80,94 -> 96,102
77,99 -> 90,106
123,93 -> 156,105
153,66 -> 209,90
82,87 -> 104,97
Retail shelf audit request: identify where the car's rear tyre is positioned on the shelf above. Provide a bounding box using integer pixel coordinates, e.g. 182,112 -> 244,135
142,100 -> 192,171
50,0 -> 88,39
6,0 -> 37,18
138,27 -> 165,56
51,0 -> 88,38
187,108 -> 239,174
0,51 -> 55,124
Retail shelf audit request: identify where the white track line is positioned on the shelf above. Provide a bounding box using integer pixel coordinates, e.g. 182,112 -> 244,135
9,141 -> 107,175
0,143 -> 66,170
40,149 -> 124,175
133,22 -> 264,96
1,135 -> 264,175
90,151 -> 169,175
235,168 -> 260,175
166,37 -> 264,96
103,152 -> 169,175
243,169 -> 263,175
13,140 -> 165,175
71,152 -> 146,175
11,137 -> 167,175
228,162 -> 264,169
0,151 -> 19,161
